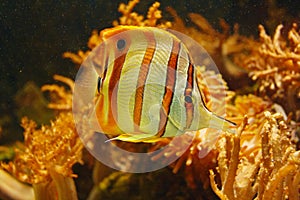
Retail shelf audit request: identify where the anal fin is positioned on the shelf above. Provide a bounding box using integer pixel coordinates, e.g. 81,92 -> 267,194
107,133 -> 169,143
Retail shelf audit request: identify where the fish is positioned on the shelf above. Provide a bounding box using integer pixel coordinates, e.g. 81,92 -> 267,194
86,25 -> 235,143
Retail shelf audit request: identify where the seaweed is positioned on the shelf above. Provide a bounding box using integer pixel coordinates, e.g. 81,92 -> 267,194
1,76 -> 83,200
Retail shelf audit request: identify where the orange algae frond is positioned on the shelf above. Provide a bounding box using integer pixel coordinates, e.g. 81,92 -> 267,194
244,24 -> 300,116
1,112 -> 83,184
251,24 -> 300,94
41,75 -> 74,110
209,112 -> 300,200
63,50 -> 90,66
113,0 -> 171,28
0,75 -> 82,199
154,91 -> 281,193
63,30 -> 102,66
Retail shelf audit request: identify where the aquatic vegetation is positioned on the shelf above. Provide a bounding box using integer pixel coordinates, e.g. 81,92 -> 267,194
210,112 -> 300,200
1,77 -> 83,200
41,75 -> 74,111
112,0 -> 171,28
243,24 -> 300,118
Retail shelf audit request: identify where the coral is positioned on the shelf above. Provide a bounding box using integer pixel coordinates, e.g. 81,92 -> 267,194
1,112 -> 83,199
244,24 -> 300,118
113,0 -> 171,28
209,112 -> 300,200
156,94 -> 276,191
41,75 -> 74,111
1,76 -> 83,200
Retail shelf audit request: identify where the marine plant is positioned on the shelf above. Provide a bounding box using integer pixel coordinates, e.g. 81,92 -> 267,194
1,76 -> 83,200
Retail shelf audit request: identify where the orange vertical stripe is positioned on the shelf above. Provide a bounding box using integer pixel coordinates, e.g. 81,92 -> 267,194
108,53 -> 127,122
156,39 -> 181,137
96,53 -> 127,135
133,31 -> 156,131
184,62 -> 194,129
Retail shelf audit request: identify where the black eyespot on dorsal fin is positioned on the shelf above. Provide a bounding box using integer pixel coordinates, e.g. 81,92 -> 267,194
116,39 -> 126,51
184,95 -> 193,103
117,39 -> 126,51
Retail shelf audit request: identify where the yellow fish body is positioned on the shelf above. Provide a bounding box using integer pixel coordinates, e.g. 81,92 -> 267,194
89,26 -> 235,142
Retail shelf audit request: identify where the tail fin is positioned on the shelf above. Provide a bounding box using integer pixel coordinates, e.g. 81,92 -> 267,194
209,113 -> 236,134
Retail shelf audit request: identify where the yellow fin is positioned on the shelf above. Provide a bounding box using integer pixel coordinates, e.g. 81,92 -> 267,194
107,134 -> 168,143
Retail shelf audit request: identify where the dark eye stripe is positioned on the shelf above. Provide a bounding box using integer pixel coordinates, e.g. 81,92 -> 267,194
97,77 -> 101,93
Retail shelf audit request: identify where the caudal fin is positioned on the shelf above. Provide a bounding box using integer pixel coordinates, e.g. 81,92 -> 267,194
208,113 -> 236,134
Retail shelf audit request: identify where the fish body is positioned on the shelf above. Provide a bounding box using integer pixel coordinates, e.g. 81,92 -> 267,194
89,26 -> 234,142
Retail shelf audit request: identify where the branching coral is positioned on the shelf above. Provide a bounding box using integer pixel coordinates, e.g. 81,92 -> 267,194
1,112 -> 83,200
41,75 -> 74,111
1,76 -> 83,200
244,24 -> 300,118
162,94 -> 275,191
62,31 -> 101,66
209,112 -> 300,200
113,0 -> 171,28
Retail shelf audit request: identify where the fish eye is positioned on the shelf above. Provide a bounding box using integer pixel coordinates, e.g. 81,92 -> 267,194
97,77 -> 101,93
184,95 -> 193,103
116,39 -> 126,50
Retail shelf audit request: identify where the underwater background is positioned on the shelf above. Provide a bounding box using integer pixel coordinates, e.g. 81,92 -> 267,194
0,0 -> 300,199
1,0 -> 299,143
